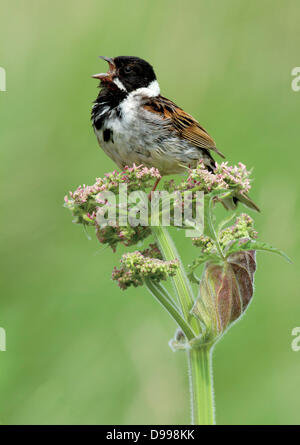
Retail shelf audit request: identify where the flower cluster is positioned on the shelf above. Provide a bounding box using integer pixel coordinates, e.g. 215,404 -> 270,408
178,162 -> 226,193
112,244 -> 178,290
218,213 -> 258,250
192,235 -> 215,253
64,165 -> 162,250
193,213 -> 257,253
96,224 -> 151,252
214,162 -> 251,194
164,161 -> 252,195
64,162 -> 255,251
64,164 -> 161,207
139,243 -> 163,259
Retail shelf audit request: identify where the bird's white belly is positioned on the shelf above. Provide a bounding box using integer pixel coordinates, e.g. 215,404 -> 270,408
95,105 -> 162,169
93,92 -> 203,174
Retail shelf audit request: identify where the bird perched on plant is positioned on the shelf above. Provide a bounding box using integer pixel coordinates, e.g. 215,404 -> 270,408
91,56 -> 259,211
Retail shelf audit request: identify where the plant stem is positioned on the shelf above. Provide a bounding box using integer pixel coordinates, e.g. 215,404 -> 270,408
151,225 -> 215,425
145,279 -> 195,341
204,195 -> 224,259
188,346 -> 215,425
151,226 -> 200,335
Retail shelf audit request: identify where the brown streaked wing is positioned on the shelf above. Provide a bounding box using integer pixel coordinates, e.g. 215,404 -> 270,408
143,95 -> 225,159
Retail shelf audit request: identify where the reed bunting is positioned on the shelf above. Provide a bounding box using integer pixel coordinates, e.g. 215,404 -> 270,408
91,56 -> 259,210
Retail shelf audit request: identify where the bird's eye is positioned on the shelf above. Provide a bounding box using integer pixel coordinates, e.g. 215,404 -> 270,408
124,66 -> 133,74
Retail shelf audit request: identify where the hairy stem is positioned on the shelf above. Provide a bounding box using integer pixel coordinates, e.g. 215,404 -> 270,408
151,226 -> 215,425
188,346 -> 215,425
151,226 -> 199,335
145,279 -> 195,340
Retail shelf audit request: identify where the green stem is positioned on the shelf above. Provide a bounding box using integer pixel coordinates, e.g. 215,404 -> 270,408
188,346 -> 215,425
151,226 -> 215,424
145,279 -> 195,341
151,226 -> 199,335
152,281 -> 180,310
204,196 -> 224,259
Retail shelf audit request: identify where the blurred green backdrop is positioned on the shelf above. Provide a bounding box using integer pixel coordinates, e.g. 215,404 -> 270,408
0,0 -> 299,425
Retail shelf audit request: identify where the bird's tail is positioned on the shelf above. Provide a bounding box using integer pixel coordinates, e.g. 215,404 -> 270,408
221,192 -> 260,212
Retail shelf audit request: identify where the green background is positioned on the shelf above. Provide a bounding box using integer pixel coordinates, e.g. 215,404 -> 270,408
0,0 -> 299,425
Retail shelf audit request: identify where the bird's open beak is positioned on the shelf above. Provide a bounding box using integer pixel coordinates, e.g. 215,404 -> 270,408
91,56 -> 116,80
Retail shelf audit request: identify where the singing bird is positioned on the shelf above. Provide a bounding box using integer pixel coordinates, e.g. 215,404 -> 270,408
91,56 -> 259,211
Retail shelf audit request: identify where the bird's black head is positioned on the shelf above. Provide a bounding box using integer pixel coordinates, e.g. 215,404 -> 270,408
92,56 -> 157,93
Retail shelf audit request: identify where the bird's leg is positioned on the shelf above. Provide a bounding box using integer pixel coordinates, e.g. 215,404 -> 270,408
152,177 -> 161,192
148,177 -> 161,200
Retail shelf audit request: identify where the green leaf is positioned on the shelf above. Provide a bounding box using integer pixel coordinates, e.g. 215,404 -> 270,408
206,188 -> 232,199
217,212 -> 237,234
188,271 -> 201,284
225,239 -> 292,263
